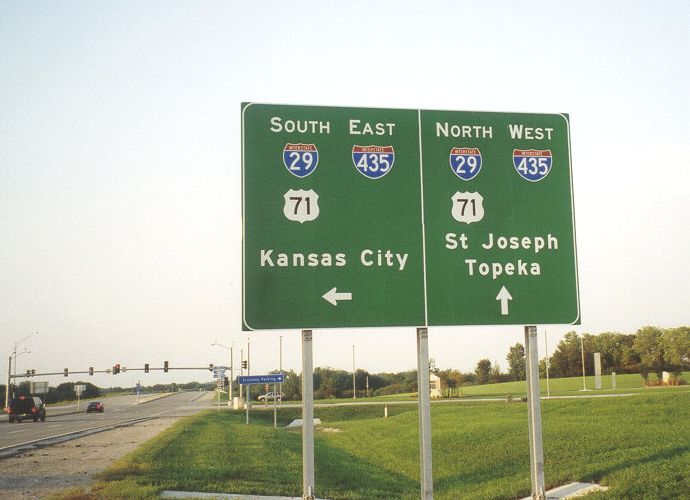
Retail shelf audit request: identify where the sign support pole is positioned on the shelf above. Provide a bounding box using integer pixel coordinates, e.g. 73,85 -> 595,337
525,325 -> 545,499
273,382 -> 277,428
416,327 -> 433,500
302,329 -> 315,500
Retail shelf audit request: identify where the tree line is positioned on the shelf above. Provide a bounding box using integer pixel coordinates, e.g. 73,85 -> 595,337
3,326 -> 687,403
470,325 -> 690,388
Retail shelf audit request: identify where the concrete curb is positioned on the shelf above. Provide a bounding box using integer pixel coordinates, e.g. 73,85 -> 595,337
162,492 -> 327,500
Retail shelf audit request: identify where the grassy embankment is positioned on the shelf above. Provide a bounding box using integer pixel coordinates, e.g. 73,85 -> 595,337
64,382 -> 690,500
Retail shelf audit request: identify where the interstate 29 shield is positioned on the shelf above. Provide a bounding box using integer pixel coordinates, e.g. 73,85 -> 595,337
283,143 -> 319,178
449,147 -> 482,181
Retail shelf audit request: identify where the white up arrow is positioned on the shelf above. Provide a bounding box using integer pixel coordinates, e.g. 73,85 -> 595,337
322,287 -> 352,306
496,286 -> 513,315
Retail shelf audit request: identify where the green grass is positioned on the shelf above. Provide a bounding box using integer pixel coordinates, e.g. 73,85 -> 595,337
74,388 -> 690,499
438,371 -> 690,399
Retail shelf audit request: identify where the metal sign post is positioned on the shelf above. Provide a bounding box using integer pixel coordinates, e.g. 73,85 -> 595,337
525,325 -> 545,499
416,328 -> 433,500
273,382 -> 278,428
302,329 -> 315,500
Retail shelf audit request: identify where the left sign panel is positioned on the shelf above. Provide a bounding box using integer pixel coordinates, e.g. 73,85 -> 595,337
242,103 -> 426,330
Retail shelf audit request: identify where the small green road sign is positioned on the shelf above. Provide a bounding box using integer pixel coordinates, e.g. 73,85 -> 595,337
242,103 -> 579,330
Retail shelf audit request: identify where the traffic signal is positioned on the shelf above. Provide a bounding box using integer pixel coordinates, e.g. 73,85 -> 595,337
224,376 -> 229,387
242,360 -> 248,369
163,361 -> 169,373
144,363 -> 149,373
31,369 -> 36,376
209,363 -> 214,371
64,368 -> 69,377
26,369 -> 31,376
113,364 -> 120,375
89,366 -> 94,375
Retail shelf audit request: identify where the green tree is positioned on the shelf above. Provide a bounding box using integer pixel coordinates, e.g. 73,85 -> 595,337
549,331 -> 582,377
475,358 -> 492,385
661,327 -> 690,372
506,343 -> 526,381
489,361 -> 503,383
634,326 -> 666,379
281,370 -> 301,401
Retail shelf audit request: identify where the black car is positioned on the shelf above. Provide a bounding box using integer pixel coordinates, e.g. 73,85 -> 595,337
86,401 -> 104,413
7,396 -> 46,423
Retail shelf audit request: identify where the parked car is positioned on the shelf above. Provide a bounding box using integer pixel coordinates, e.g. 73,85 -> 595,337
257,392 -> 284,402
6,396 -> 46,423
86,401 -> 104,413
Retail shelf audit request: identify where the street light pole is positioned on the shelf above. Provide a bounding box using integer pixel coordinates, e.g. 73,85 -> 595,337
5,356 -> 11,408
247,337 -> 251,411
8,331 -> 38,404
211,341 -> 234,407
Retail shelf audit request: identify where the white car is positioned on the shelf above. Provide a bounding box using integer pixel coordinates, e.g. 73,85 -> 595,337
258,392 -> 284,402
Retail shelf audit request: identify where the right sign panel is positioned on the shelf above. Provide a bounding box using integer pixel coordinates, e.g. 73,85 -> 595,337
421,110 -> 579,325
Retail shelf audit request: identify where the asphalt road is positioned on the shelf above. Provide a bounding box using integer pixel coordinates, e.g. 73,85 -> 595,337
0,391 -> 212,452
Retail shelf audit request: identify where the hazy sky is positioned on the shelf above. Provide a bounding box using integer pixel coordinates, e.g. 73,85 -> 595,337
2,1 -> 689,388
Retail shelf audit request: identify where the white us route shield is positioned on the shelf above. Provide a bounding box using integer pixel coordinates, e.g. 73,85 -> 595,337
451,191 -> 484,224
283,189 -> 320,223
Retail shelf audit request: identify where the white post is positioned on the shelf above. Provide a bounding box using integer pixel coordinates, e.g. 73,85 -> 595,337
594,352 -> 602,390
302,330 -> 315,500
525,326 -> 545,499
580,336 -> 587,391
544,330 -> 550,398
352,344 -> 356,399
416,327 -> 433,500
247,338 -> 251,418
273,382 -> 278,428
228,345 -> 233,406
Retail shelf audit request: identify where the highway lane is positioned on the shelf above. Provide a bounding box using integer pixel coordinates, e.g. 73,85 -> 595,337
0,391 -> 213,451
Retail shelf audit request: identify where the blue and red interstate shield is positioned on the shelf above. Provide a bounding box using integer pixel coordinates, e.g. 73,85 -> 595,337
283,143 -> 319,178
449,147 -> 482,181
352,145 -> 395,179
513,149 -> 552,182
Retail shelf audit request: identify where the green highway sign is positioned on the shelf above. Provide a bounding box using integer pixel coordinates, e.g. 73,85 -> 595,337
242,103 -> 579,330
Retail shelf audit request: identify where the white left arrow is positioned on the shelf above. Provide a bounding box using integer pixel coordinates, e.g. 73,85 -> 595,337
322,287 -> 352,306
496,286 -> 513,315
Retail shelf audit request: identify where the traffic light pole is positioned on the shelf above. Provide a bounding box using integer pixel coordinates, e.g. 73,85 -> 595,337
9,365 -> 213,379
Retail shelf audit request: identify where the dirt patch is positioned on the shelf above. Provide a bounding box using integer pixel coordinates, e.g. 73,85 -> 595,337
0,417 -> 179,499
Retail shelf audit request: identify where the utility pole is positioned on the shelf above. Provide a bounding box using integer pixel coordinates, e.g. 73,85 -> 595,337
5,356 -> 11,408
